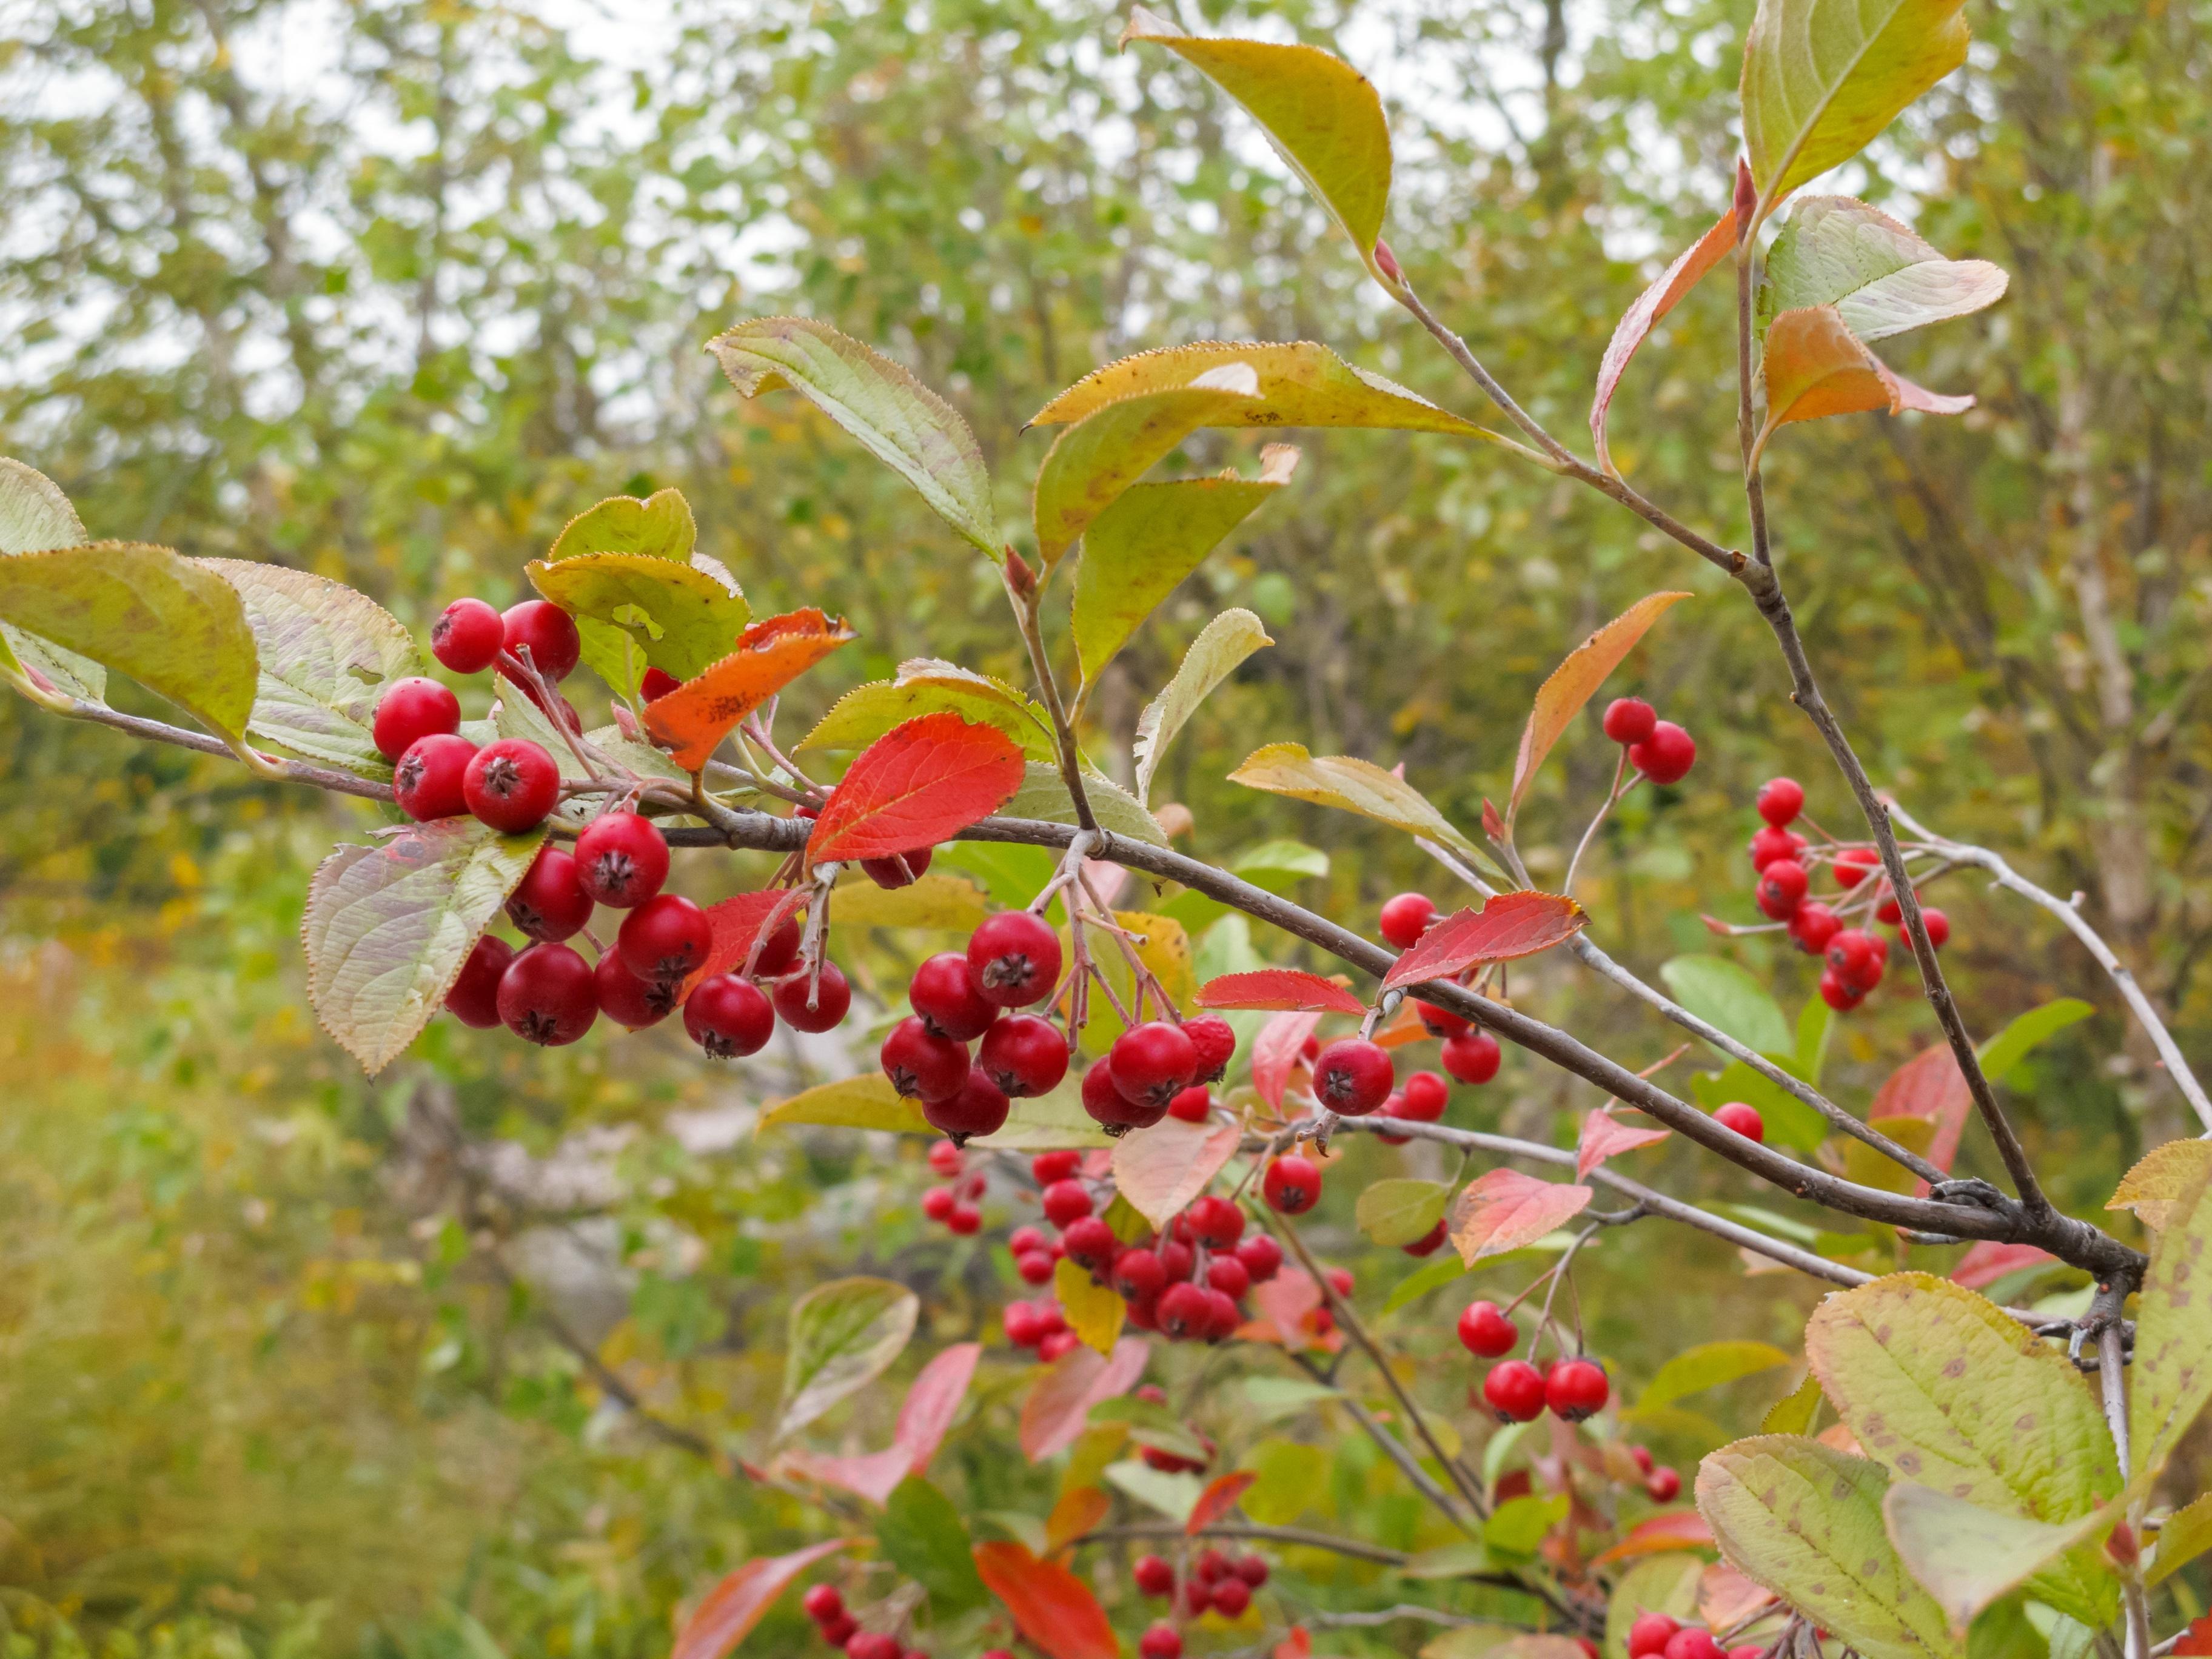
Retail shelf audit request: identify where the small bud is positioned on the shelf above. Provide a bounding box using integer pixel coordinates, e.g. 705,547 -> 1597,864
1734,157 -> 1757,241
1003,546 -> 1037,602
1373,237 -> 1404,285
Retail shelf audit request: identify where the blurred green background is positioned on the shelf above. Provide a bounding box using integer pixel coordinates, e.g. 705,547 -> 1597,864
4,0 -> 2209,1652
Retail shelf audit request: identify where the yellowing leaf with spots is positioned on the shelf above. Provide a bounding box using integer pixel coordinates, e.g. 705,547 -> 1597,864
1030,340 -> 1481,435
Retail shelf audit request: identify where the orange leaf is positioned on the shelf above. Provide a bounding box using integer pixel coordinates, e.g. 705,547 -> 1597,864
1019,1338 -> 1150,1461
1697,1562 -> 1774,1631
1591,1509 -> 1714,1565
1871,1043 -> 1973,1181
645,608 -> 856,771
669,1538 -> 850,1659
1045,1484 -> 1111,1555
1380,891 -> 1586,991
971,1542 -> 1121,1659
1591,204 -> 1738,474
1448,1168 -> 1592,1265
1251,1010 -> 1324,1109
1577,1108 -> 1671,1180
2174,1615 -> 2212,1655
1509,593 -> 1692,820
1196,968 -> 1366,1016
1187,1471 -> 1257,1533
808,712 -> 1024,862
1754,306 -> 1972,466
1275,1631 -> 1313,1659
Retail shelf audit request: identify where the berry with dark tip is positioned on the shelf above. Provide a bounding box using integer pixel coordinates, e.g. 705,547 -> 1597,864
573,812 -> 669,908
1481,1359 -> 1547,1423
1110,1021 -> 1198,1111
1757,858 -> 1809,919
1379,891 -> 1436,948
500,600 -> 580,682
1313,1038 -> 1393,1115
1062,1215 -> 1118,1272
978,1014 -> 1070,1098
1789,899 -> 1841,954
394,733 -> 477,821
463,739 -> 560,833
1546,1357 -> 1610,1421
1602,697 -> 1657,745
1081,1059 -> 1165,1133
432,597 -> 506,674
617,893 -> 712,984
594,948 -> 677,1030
909,951 -> 997,1041
880,1016 -> 971,1102
1417,999 -> 1469,1039
773,963 -> 852,1033
967,910 -> 1062,1007
497,942 -> 598,1046
1114,1248 -> 1167,1303
445,934 -> 513,1028
1262,1155 -> 1321,1215
372,676 -> 461,762
1156,1282 -> 1211,1342
507,847 -> 594,942
683,974 -> 774,1059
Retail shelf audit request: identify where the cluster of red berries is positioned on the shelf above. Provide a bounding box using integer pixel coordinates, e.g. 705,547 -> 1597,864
1627,1610 -> 1760,1659
1128,1384 -> 1217,1475
1454,1299 -> 1613,1424
1000,1291 -> 1076,1361
920,1136 -> 985,1236
1048,1173 -> 1286,1344
1601,697 -> 1698,785
797,1584 -> 1001,1659
1376,894 -> 1507,1086
1133,1546 -> 1268,1621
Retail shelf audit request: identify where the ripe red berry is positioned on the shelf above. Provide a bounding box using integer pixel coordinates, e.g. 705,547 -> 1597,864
947,1201 -> 982,1236
1646,1465 -> 1683,1502
501,599 -> 580,682
1826,926 -> 1881,987
926,1069 -> 1010,1144
431,597 -> 506,674
1133,1555 -> 1176,1597
1714,1101 -> 1765,1143
922,1185 -> 957,1223
799,1583 -> 843,1624
1208,1577 -> 1252,1618
860,846 -> 933,888
1749,823 -> 1807,870
1546,1357 -> 1610,1421
845,1637 -> 900,1659
572,812 -> 669,908
1156,1282 -> 1211,1342
1041,1178 -> 1093,1228
1313,1038 -> 1393,1115
1062,1215 -> 1118,1272
1627,1614 -> 1682,1658
1602,697 -> 1657,745
1167,1085 -> 1212,1122
1205,1253 -> 1251,1300
1187,1194 -> 1244,1250
1235,1233 -> 1282,1283
1416,998 -> 1469,1039
1139,1623 -> 1182,1659
1919,905 -> 1952,948
463,739 -> 561,833
1874,889 -> 1904,925
1081,1059 -> 1164,1133
684,974 -> 774,1059
1399,1069 -> 1448,1121
1016,1251 -> 1054,1284
394,732 -> 477,820
751,913 -> 802,977
617,893 -> 711,984
1756,858 -> 1809,919
967,911 -> 1062,1008
1324,1266 -> 1353,1298
1113,1248 -> 1167,1302
880,1016 -> 970,1102
773,964 -> 852,1033
1111,1021 -> 1198,1110
372,676 -> 461,762
1182,1578 -> 1212,1615
1628,720 -> 1696,785
507,847 -> 594,942
445,934 -> 514,1027
640,666 -> 680,702
1030,1150 -> 1081,1185
1379,891 -> 1436,948
1037,1329 -> 1080,1362
909,951 -> 997,1041
978,1014 -> 1070,1098
1832,846 -> 1880,887
1664,1631 -> 1724,1659
1234,1555 -> 1269,1587
1441,1029 -> 1502,1085
1262,1155 -> 1321,1215
1757,776 -> 1805,826
1818,968 -> 1865,1011
1481,1360 -> 1547,1423
1181,1013 -> 1236,1082
497,942 -> 598,1045
1456,1299 -> 1518,1358
1403,1219 -> 1448,1256
1789,899 -> 1842,954
1629,1444 -> 1654,1475
594,949 -> 677,1029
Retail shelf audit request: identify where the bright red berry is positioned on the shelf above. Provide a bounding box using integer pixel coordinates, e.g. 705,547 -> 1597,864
1181,1013 -> 1236,1082
1749,823 -> 1807,870
1235,1233 -> 1282,1283
1113,1248 -> 1167,1302
640,666 -> 680,701
1832,845 -> 1880,887
1630,1444 -> 1654,1475
1041,1178 -> 1093,1229
500,600 -> 580,682
1757,776 -> 1805,826
1826,927 -> 1881,987
1167,1085 -> 1212,1122
573,812 -> 669,908
1208,1577 -> 1251,1617
1417,998 -> 1469,1038
1456,1299 -> 1518,1358
946,1201 -> 982,1236
800,1583 -> 843,1623
445,934 -> 513,1027
1133,1555 -> 1175,1597
1016,1252 -> 1054,1284
1441,1029 -> 1502,1085
1262,1155 -> 1321,1215
507,847 -> 594,942
925,1069 -> 1010,1144
908,951 -> 997,1041
967,911 -> 1062,1008
1399,1069 -> 1448,1121
684,974 -> 774,1059
1187,1194 -> 1244,1250
773,964 -> 851,1033
594,949 -> 677,1029
1111,1021 -> 1198,1110
1156,1282 -> 1211,1342
1874,889 -> 1904,925
1081,1058 -> 1163,1133
1138,1623 -> 1182,1659
1818,968 -> 1865,1011
1664,1631 -> 1724,1659
1756,858 -> 1808,919
1546,1357 -> 1610,1421
860,846 -> 933,888
1030,1150 -> 1081,1185
372,676 -> 461,762
1062,1215 -> 1117,1272
880,1016 -> 970,1102
1158,1239 -> 1195,1282
431,597 -> 505,674
1628,720 -> 1696,785
1313,1037 -> 1393,1115
1205,1253 -> 1251,1299
394,732 -> 476,820
845,1637 -> 900,1659
611,893 -> 708,985
1627,1614 -> 1681,1658
1602,697 -> 1657,745
463,739 -> 561,833
1646,1466 -> 1683,1502
497,942 -> 598,1045
1714,1101 -> 1765,1143
1379,891 -> 1436,948
1481,1359 -> 1547,1423
921,1185 -> 957,1223
1324,1266 -> 1353,1298
1789,899 -> 1842,954
978,1014 -> 1070,1098
1920,906 -> 1951,948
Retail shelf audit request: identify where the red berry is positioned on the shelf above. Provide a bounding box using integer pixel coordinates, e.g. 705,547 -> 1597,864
925,1069 -> 1010,1144
1714,1101 -> 1765,1143
640,666 -> 680,701
1628,720 -> 1696,785
1133,1555 -> 1176,1597
1920,906 -> 1951,949
573,812 -> 669,908
1313,1038 -> 1393,1115
751,913 -> 802,977
1481,1360 -> 1547,1423
947,1201 -> 982,1236
1182,1578 -> 1212,1614
774,964 -> 853,1033
1756,858 -> 1808,919
1187,1194 -> 1244,1250
1416,999 -> 1469,1039
1818,968 -> 1865,1011
432,598 -> 506,674
1234,1555 -> 1269,1587
1578,1643 -> 1601,1659
1789,899 -> 1842,954
1757,776 -> 1805,826
394,732 -> 477,820
1158,1239 -> 1195,1282
1399,1069 -> 1448,1121
1208,1577 -> 1251,1617
445,934 -> 513,1027
684,974 -> 774,1059
497,942 -> 598,1045
1031,1150 -> 1081,1184
463,739 -> 561,833
880,1016 -> 970,1102
1627,1614 -> 1681,1658
1456,1299 -> 1518,1358
1664,1632 -> 1724,1659
1645,1466 -> 1682,1502
860,846 -> 933,888
1832,846 -> 1880,887
1630,1444 -> 1654,1475
1111,1021 -> 1198,1110
1402,1219 -> 1448,1256
371,676 -> 461,762
501,599 -> 580,682
922,1185 -> 957,1222
845,1637 -> 900,1659
1113,1248 -> 1167,1302
1037,1329 -> 1079,1362
978,1014 -> 1070,1098
1749,823 -> 1808,870
799,1582 -> 843,1624
1139,1623 -> 1182,1659
1081,1059 -> 1165,1133
967,911 -> 1062,1008
617,893 -> 712,984
1234,1234 -> 1282,1283
1379,891 -> 1436,948
1874,890 -> 1903,925
1602,697 -> 1657,745
908,952 -> 996,1041
1181,1013 -> 1236,1082
1156,1282 -> 1211,1341
1728,1649 -> 1765,1659
1826,927 -> 1880,987
1016,1251 -> 1054,1284
595,949 -> 677,1029
1167,1085 -> 1212,1122
508,846 -> 594,942
1205,1253 -> 1251,1299
1041,1178 -> 1093,1228
1062,1215 -> 1118,1272
1546,1357 -> 1610,1421
1324,1266 -> 1353,1298
1441,1029 -> 1502,1085
1262,1155 -> 1321,1215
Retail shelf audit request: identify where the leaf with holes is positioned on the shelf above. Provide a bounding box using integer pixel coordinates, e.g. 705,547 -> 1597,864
972,1542 -> 1119,1659
801,659 -> 1056,759
808,713 -> 1024,863
303,818 -> 546,1076
779,1277 -> 919,1438
1766,197 -> 2007,343
669,1538 -> 851,1659
1031,341 -> 1483,435
1113,1117 -> 1242,1230
2132,1156 -> 2212,1482
1577,1109 -> 1671,1179
1381,892 -> 1585,991
1448,1169 -> 1592,1267
1509,591 -> 1692,820
1031,369 -> 1260,566
1133,608 -> 1273,805
546,488 -> 697,562
528,552 -> 749,683
644,608 -> 856,771
1591,209 -> 1738,474
1231,742 -> 1484,861
1754,306 -> 1972,464
1197,969 -> 1366,1016
0,457 -> 102,700
709,318 -> 997,555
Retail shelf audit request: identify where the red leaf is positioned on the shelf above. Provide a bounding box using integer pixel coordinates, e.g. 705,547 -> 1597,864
1872,1044 -> 1974,1182
1448,1168 -> 1593,1265
1577,1108 -> 1671,1180
1381,891 -> 1587,991
1275,1631 -> 1313,1659
1590,207 -> 1737,473
1251,1010 -> 1324,1109
669,1538 -> 850,1659
1196,969 -> 1366,1016
645,609 -> 856,771
1019,1338 -> 1150,1461
1237,1267 -> 1341,1352
777,1341 -> 981,1506
808,712 -> 1025,862
971,1543 -> 1120,1659
684,888 -> 809,997
2173,1615 -> 2212,1655
1187,1471 -> 1257,1533
1949,1241 -> 2055,1291
1590,1509 -> 1713,1565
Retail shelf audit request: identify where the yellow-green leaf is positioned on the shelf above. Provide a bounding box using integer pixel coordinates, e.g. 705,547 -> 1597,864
0,457 -> 102,700
1485,1493 -> 1570,1556
1766,196 -> 2008,343
528,552 -> 749,683
1238,1438 -> 1326,1526
801,659 -> 1056,760
1637,1341 -> 1793,1411
1761,1372 -> 1825,1436
1054,1256 -> 1127,1356
830,871 -> 993,933
1880,1484 -> 2119,1636
1230,742 -> 1486,862
1604,1553 -> 1703,1659
779,1276 -> 919,1436
1133,609 -> 1272,806
1031,340 -> 1480,435
1002,762 -> 1168,846
1031,370 -> 1259,566
2108,1138 -> 2212,1233
1355,1178 -> 1450,1248
2148,1490 -> 2212,1586
970,1084 -> 1115,1150
759,1074 -> 933,1136
545,488 -> 697,562
2131,1155 -> 2212,1480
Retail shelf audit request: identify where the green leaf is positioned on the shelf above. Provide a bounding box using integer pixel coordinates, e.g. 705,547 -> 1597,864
1238,1438 -> 1327,1526
1132,608 -> 1273,806
1740,0 -> 1970,208
1604,1553 -> 1703,1659
1697,1436 -> 1961,1659
1763,1372 -> 1825,1436
877,1476 -> 988,1614
1882,1484 -> 2119,1636
201,559 -> 421,776
1088,1397 -> 1210,1463
1120,8 -> 1396,285
1242,1375 -> 1341,1422
0,457 -> 102,700
1229,741 -> 1487,863
970,1082 -> 1115,1150
1635,1341 -> 1792,1411
759,1074 -> 933,1136
1356,1178 -> 1451,1247
1484,1493 -> 1570,1556
1031,370 -> 1260,566
1001,762 -> 1168,845
546,489 -> 697,562
709,318 -> 998,556
1658,956 -> 1794,1057
302,818 -> 547,1076
1103,1458 -> 1202,1522
0,542 -> 259,743
780,1279 -> 918,1438
1384,1250 -> 1472,1315
1797,994 -> 1835,1084
2131,1155 -> 2212,1480
1766,198 -> 2008,343
527,552 -> 749,683
1031,340 -> 1484,436
1976,998 -> 2094,1085
581,723 -> 692,787
2148,1490 -> 2212,1586
1071,454 -> 1293,686
1398,1543 -> 1496,1583
800,659 -> 1056,760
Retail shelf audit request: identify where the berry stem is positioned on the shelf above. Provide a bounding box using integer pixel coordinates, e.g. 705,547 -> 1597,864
1561,748 -> 1630,897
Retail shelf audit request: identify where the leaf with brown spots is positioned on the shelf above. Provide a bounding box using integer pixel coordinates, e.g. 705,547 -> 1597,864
2133,1155 -> 2212,1482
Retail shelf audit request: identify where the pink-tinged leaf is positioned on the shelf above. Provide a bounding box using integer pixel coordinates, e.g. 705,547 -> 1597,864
777,1340 -> 982,1505
1871,1044 -> 1973,1181
775,1445 -> 910,1508
1753,305 -> 1973,466
808,711 -> 1024,863
1950,1241 -> 2056,1291
1698,1562 -> 1775,1631
669,1538 -> 851,1659
1380,891 -> 1587,992
1197,969 -> 1366,1016
1113,1118 -> 1243,1230
1238,1267 -> 1342,1352
1019,1338 -> 1150,1461
1481,797 -> 1506,842
1252,1010 -> 1324,1108
1448,1168 -> 1593,1266
1275,1630 -> 1313,1659
1187,1472 -> 1257,1533
971,1542 -> 1120,1659
1577,1108 -> 1671,1180
1590,1509 -> 1714,1565
1509,593 -> 1691,821
1591,206 -> 1738,473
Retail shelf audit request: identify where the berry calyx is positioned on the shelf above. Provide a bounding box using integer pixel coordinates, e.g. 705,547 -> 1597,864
925,1071 -> 1010,1145
1156,1282 -> 1211,1342
1181,1013 -> 1236,1082
1602,697 -> 1657,745
683,974 -> 774,1059
1713,1101 -> 1765,1143
773,963 -> 853,1033
1546,1356 -> 1610,1421
880,1016 -> 971,1102
1110,1021 -> 1198,1111
372,676 -> 461,762
1756,776 -> 1805,826
463,738 -> 561,833
967,911 -> 1062,1008
394,732 -> 477,821
1481,1359 -> 1547,1423
617,893 -> 712,984
1313,1037 -> 1393,1115
496,942 -> 598,1046
1379,891 -> 1436,948
1441,1028 -> 1502,1085
445,934 -> 514,1028
1113,1248 -> 1167,1303
1262,1155 -> 1321,1215
594,950 -> 677,1029
977,1014 -> 1071,1098
1628,719 -> 1697,785
1456,1299 -> 1518,1358
572,812 -> 669,908
432,597 -> 506,674
1062,1215 -> 1117,1272
908,951 -> 997,1041
860,846 -> 933,888
506,846 -> 594,942
500,599 -> 581,682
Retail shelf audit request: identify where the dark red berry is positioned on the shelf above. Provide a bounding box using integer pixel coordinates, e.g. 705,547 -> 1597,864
1602,697 -> 1657,745
1234,1234 -> 1282,1283
463,739 -> 561,833
507,846 -> 594,942
1757,858 -> 1809,919
1714,1101 -> 1765,1142
1082,1059 -> 1164,1133
1417,998 -> 1469,1039
445,934 -> 513,1027
1789,900 -> 1842,954
431,598 -> 505,674
640,666 -> 680,701
881,1015 -> 970,1102
1546,1357 -> 1610,1421
496,942 -> 598,1046
1133,1555 -> 1175,1597
1181,1013 -> 1236,1082
1114,1248 -> 1167,1302
1263,1155 -> 1321,1215
1379,891 -> 1436,948
1157,1282 -> 1211,1342
1111,1021 -> 1198,1110
749,913 -> 802,977
1481,1359 -> 1547,1423
819,1616 -> 857,1649
684,974 -> 774,1058
573,812 -> 669,908
1167,1085 -> 1212,1122
967,911 -> 1062,1008
617,893 -> 712,984
1208,1577 -> 1250,1618
1757,776 -> 1805,826
1457,1299 -> 1518,1357
1234,1555 -> 1269,1587
501,599 -> 580,682
394,732 -> 477,820
978,1014 -> 1070,1098
1628,720 -> 1696,785
860,846 -> 933,888
1041,1178 -> 1093,1228
773,963 -> 853,1033
925,1070 -> 1010,1145
1313,1038 -> 1393,1114
372,676 -> 461,762
1441,1029 -> 1501,1085
908,951 -> 996,1041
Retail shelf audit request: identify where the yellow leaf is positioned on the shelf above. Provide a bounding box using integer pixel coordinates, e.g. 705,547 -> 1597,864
2107,1138 -> 2212,1233
1230,742 -> 1486,862
759,1074 -> 933,1135
1054,1256 -> 1127,1356
546,488 -> 697,561
1031,370 -> 1259,566
829,871 -> 992,933
1031,340 -> 1480,435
